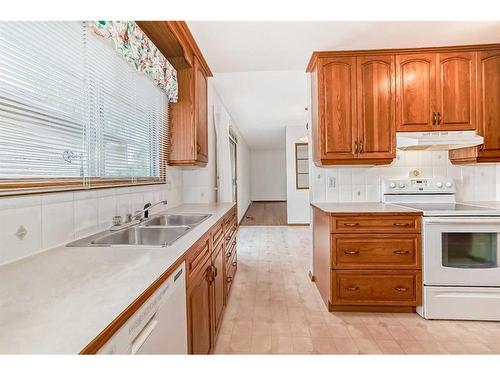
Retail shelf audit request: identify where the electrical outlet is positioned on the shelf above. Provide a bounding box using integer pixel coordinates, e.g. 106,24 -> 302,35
328,177 -> 336,188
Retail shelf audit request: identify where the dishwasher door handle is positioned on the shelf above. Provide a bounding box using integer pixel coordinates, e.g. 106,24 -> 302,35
130,314 -> 159,354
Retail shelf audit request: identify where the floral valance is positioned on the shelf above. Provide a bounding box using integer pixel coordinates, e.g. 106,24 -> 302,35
91,21 -> 178,102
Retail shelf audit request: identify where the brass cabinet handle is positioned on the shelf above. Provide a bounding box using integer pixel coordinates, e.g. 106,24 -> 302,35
393,250 -> 410,255
211,265 -> 218,278
343,223 -> 359,227
226,235 -> 231,241
432,112 -> 437,125
437,112 -> 442,125
232,261 -> 237,267
393,222 -> 410,227
205,266 -> 214,283
345,286 -> 359,291
394,286 -> 408,292
197,143 -> 201,153
354,141 -> 358,154
227,276 -> 233,283
344,250 -> 360,255
226,251 -> 232,258
359,140 -> 363,153
232,240 -> 236,246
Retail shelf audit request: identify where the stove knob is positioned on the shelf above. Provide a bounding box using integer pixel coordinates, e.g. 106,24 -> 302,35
436,182 -> 443,188
398,182 -> 405,188
445,182 -> 453,188
389,182 -> 396,189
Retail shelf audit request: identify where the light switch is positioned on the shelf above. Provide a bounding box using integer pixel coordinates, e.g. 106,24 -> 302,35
328,177 -> 336,188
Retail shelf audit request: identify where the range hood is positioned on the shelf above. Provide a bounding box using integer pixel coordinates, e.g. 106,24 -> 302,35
396,131 -> 484,151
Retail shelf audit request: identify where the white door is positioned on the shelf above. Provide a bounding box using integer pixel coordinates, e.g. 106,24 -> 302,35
424,217 -> 500,286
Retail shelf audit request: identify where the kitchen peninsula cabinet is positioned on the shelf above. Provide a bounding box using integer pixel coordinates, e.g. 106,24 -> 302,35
311,205 -> 422,312
307,43 -> 500,166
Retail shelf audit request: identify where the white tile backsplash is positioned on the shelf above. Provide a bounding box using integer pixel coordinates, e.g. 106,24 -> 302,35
314,150 -> 499,203
0,167 -> 184,266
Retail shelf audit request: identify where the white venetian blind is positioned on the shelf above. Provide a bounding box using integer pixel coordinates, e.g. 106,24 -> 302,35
0,21 -> 168,195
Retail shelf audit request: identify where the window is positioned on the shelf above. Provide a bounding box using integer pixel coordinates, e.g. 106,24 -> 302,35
0,21 -> 168,196
295,143 -> 309,189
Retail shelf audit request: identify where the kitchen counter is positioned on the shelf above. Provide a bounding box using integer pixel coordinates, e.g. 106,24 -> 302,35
0,202 -> 235,354
461,201 -> 500,209
311,201 -> 422,214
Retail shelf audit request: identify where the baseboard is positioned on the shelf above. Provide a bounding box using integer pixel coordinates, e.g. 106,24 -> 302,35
308,271 -> 315,282
239,204 -> 251,225
329,305 -> 416,313
288,223 -> 310,226
251,200 -> 287,203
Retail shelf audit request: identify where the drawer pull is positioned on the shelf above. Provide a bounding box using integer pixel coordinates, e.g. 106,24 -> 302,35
344,250 -> 360,255
393,223 -> 410,227
232,240 -> 236,246
227,251 -> 232,258
345,286 -> 359,291
393,250 -> 410,255
394,286 -> 408,292
343,223 -> 359,227
232,261 -> 237,267
226,236 -> 231,241
227,276 -> 233,283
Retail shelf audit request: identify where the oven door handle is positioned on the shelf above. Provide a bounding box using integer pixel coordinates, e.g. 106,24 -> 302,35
425,218 -> 500,224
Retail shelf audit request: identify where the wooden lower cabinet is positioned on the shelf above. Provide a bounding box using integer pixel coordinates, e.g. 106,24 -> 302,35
186,206 -> 238,354
187,255 -> 213,354
312,206 -> 422,312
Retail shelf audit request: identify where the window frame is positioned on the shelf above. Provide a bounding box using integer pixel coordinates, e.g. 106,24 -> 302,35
0,22 -> 170,197
295,142 -> 309,190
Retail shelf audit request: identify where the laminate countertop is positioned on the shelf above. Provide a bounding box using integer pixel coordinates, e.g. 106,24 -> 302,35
0,202 -> 235,354
311,202 -> 422,214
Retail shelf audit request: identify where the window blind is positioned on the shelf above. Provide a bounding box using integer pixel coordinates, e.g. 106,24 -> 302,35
0,21 -> 168,195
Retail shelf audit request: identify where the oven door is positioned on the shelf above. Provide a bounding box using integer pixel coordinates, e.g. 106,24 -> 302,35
424,217 -> 500,286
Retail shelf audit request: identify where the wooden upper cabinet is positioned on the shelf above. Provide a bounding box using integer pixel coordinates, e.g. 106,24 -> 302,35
449,49 -> 500,163
396,53 -> 437,131
194,56 -> 208,163
320,57 -> 357,160
357,55 -> 396,160
437,52 -> 476,130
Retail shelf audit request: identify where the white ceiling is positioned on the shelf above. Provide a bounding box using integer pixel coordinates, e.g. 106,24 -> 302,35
188,21 -> 500,149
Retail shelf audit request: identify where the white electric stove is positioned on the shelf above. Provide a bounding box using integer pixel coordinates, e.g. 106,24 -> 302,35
383,177 -> 500,321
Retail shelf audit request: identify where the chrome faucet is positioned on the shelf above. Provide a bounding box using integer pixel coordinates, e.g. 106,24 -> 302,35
110,200 -> 167,231
132,200 -> 168,221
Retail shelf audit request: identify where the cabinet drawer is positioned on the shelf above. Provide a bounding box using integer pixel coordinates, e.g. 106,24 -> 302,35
332,234 -> 420,269
331,215 -> 421,234
332,270 -> 421,306
186,235 -> 211,282
211,218 -> 225,248
225,251 -> 237,297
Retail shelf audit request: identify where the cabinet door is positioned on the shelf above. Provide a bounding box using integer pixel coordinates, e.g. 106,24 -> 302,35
356,55 -> 396,159
187,258 -> 212,354
212,242 -> 225,334
396,53 -> 437,131
194,56 -> 208,163
437,52 -> 476,130
477,50 -> 500,157
319,57 -> 357,159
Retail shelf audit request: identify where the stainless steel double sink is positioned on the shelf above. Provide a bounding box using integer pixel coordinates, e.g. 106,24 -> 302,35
67,213 -> 211,247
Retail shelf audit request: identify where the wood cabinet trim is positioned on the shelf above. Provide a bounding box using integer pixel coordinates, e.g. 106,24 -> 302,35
306,43 -> 500,72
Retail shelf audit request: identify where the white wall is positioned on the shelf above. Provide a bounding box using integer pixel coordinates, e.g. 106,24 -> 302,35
286,126 -> 310,224
183,80 -> 251,223
310,151 -> 498,203
250,149 -> 287,201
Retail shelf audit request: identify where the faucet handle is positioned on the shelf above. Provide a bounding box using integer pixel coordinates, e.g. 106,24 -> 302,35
112,215 -> 122,226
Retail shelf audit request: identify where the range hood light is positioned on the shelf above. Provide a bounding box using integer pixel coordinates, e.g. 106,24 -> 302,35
396,131 -> 484,151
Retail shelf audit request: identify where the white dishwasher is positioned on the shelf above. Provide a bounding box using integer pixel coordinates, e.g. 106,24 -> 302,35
97,262 -> 187,354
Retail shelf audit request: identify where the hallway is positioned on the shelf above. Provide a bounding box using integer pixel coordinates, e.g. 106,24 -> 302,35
213,226 -> 500,354
240,202 -> 287,225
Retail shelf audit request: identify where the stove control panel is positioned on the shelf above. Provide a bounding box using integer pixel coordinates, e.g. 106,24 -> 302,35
383,177 -> 455,194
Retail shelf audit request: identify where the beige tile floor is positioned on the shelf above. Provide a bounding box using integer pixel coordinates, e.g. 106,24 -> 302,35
213,226 -> 500,355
